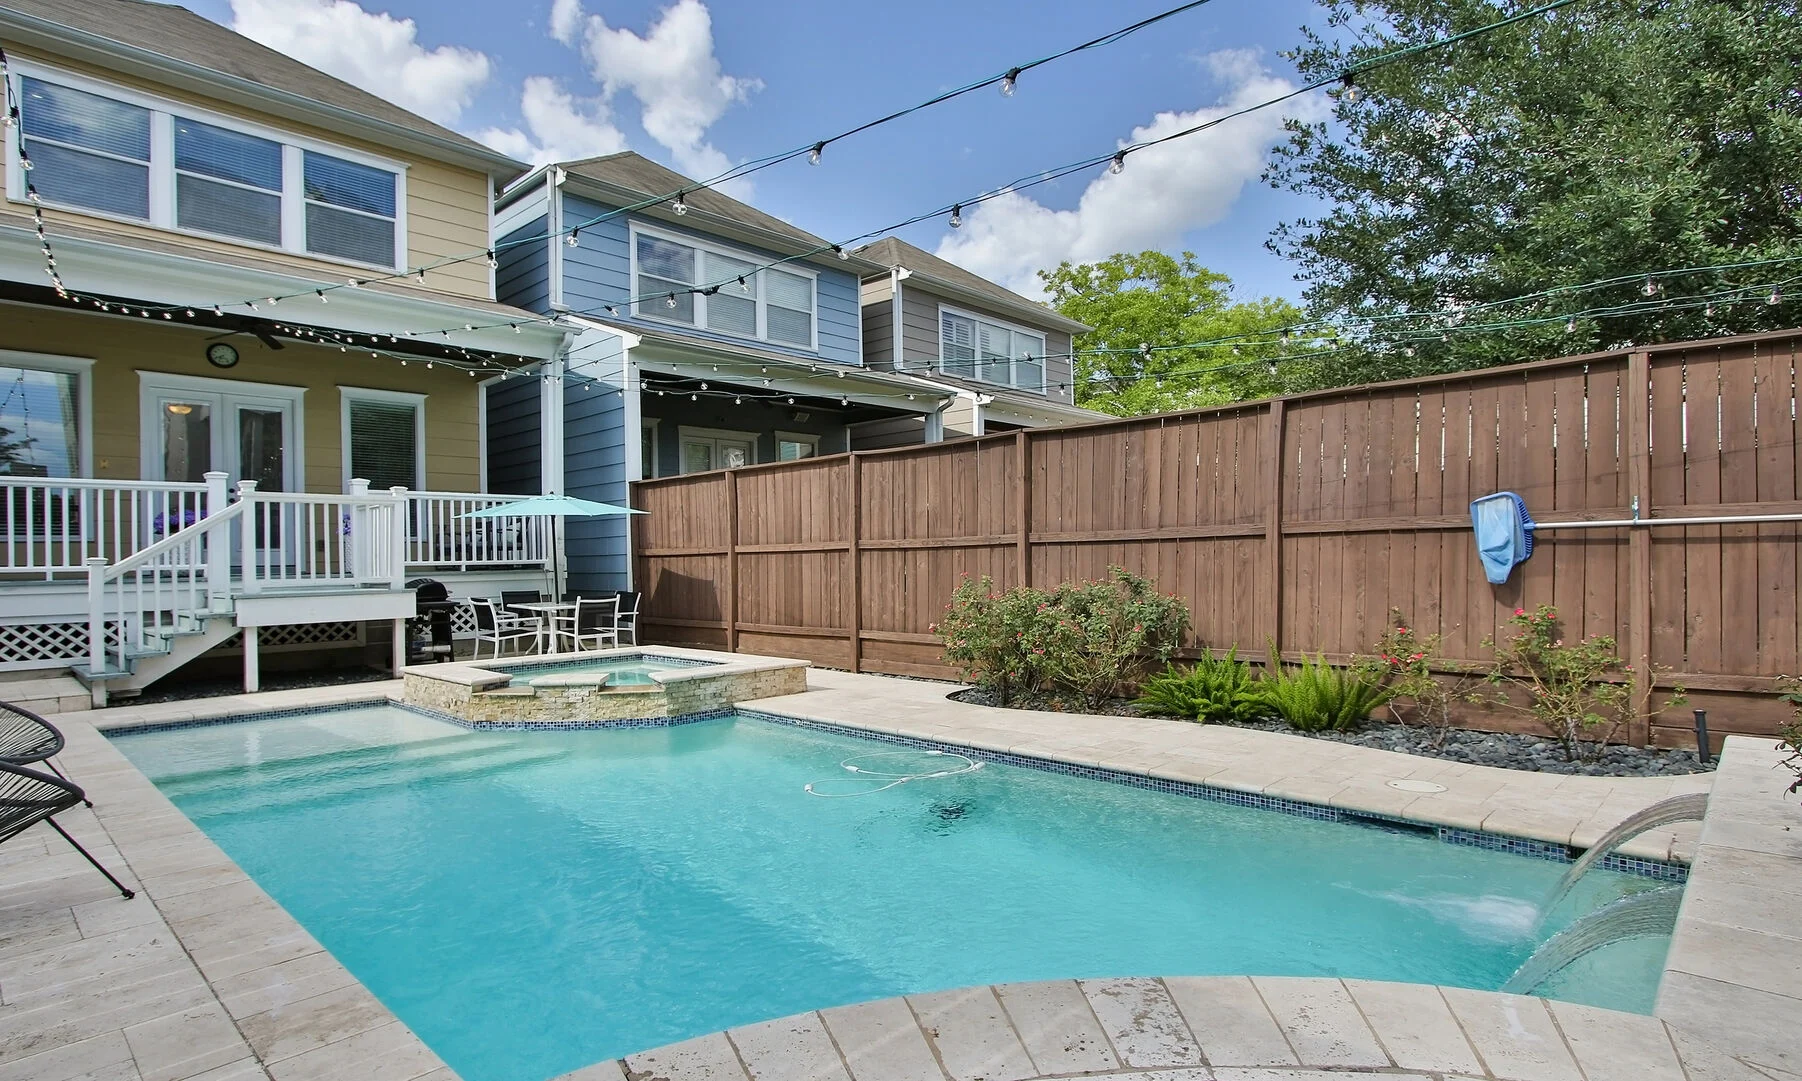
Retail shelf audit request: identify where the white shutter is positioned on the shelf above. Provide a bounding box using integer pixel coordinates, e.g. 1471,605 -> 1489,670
940,313 -> 975,377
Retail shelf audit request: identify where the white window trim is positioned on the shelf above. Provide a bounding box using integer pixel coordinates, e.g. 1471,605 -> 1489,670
774,430 -> 820,461
676,425 -> 758,474
628,221 -> 820,352
136,370 -> 307,488
5,59 -> 409,272
339,386 -> 426,491
640,417 -> 660,480
936,303 -> 1050,395
0,350 -> 95,478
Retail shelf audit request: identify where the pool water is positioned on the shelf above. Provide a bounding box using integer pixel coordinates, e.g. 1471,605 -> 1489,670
113,707 -> 1675,1081
492,654 -> 703,687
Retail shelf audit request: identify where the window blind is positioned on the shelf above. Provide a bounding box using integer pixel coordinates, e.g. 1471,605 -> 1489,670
347,400 -> 418,491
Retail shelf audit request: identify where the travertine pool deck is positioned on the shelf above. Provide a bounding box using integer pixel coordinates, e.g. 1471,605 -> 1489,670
561,975 -> 1775,1081
1,666 -> 1794,1081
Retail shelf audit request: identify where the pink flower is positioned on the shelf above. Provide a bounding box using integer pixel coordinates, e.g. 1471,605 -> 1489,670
1514,608 -> 1527,617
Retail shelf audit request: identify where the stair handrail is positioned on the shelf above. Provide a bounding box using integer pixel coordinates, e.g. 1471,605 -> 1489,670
87,472 -> 243,675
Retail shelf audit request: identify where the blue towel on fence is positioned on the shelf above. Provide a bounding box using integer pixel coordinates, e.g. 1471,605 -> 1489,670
1470,492 -> 1534,585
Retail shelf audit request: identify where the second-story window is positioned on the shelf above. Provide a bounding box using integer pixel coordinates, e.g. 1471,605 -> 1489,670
11,70 -> 404,270
174,118 -> 282,245
631,227 -> 817,350
19,78 -> 151,220
940,309 -> 1047,392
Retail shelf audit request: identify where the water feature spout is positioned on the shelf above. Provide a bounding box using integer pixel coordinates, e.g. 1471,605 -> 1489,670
1503,886 -> 1684,996
1538,792 -> 1707,925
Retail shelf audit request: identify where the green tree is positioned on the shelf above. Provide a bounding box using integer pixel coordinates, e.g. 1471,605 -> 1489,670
1038,251 -> 1305,415
1265,0 -> 1802,386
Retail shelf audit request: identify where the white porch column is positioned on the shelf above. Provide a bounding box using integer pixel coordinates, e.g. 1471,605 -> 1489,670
236,480 -> 260,594
243,624 -> 259,693
387,486 -> 409,591
203,471 -> 230,607
392,617 -> 408,676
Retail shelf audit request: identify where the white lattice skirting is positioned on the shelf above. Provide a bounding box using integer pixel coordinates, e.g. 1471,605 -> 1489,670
0,621 -> 124,670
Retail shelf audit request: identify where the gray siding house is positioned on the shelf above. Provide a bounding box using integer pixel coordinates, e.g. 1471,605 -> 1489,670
852,238 -> 1101,447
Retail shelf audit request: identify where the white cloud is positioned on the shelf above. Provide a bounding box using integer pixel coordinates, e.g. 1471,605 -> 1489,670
934,50 -> 1323,298
578,0 -> 759,185
229,0 -> 491,127
548,0 -> 584,45
476,77 -> 627,165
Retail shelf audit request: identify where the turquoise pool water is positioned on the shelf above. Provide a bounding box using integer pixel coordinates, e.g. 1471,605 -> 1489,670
113,707 -> 1674,1081
492,654 -> 703,687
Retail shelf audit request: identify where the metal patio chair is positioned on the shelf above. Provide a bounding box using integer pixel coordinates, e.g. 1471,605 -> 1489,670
612,591 -> 642,646
0,701 -> 87,807
470,598 -> 539,659
0,762 -> 134,899
555,595 -> 619,652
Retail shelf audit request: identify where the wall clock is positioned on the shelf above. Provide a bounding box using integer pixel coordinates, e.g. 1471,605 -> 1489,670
206,343 -> 240,369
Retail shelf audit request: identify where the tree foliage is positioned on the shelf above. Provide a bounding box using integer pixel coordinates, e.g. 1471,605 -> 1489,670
1038,251 -> 1304,415
1266,0 -> 1802,385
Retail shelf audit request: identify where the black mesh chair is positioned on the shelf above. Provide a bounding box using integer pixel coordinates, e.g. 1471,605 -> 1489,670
501,590 -> 544,617
0,701 -> 87,807
613,591 -> 642,646
1,763 -> 134,899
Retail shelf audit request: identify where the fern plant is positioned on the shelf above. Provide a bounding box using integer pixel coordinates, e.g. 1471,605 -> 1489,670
1134,647 -> 1267,724
1259,649 -> 1398,732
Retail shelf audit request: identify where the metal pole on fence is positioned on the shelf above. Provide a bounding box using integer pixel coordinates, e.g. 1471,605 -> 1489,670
1693,709 -> 1711,765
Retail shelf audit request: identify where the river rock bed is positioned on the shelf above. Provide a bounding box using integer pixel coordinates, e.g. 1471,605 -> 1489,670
948,687 -> 1711,776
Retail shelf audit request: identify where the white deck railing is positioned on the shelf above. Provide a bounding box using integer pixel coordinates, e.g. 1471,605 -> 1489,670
405,490 -> 549,569
239,480 -> 407,593
2,477 -> 212,578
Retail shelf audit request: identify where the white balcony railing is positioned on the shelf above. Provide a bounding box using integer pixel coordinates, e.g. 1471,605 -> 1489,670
405,490 -> 549,569
4,478 -> 552,577
238,480 -> 407,593
2,477 -> 212,578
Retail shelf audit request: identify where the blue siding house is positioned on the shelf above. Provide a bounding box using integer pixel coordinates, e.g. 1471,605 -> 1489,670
491,152 -> 958,592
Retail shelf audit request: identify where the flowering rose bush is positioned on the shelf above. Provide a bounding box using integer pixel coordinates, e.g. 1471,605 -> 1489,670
936,574 -> 1049,705
935,567 -> 1190,709
1481,605 -> 1683,761
1777,676 -> 1802,797
1361,608 -> 1476,748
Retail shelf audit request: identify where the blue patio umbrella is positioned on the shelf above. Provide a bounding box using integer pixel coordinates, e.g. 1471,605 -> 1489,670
460,494 -> 645,599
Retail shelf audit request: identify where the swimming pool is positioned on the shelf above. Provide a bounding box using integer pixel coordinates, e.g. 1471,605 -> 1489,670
112,706 -> 1675,1081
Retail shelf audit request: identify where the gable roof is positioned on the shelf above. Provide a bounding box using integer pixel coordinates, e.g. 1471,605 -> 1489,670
0,0 -> 525,179
551,152 -> 886,273
854,236 -> 1091,335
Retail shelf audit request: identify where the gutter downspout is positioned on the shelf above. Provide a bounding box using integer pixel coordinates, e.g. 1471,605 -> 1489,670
890,265 -> 910,372
547,167 -> 566,311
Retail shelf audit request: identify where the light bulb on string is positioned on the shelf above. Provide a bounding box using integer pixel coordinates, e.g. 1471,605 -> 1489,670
808,142 -> 824,166
1340,72 -> 1361,104
1000,67 -> 1020,97
673,193 -> 688,216
1641,276 -> 1659,297
1566,317 -> 1578,333
1109,152 -> 1126,175
316,290 -> 327,303
665,294 -> 679,309
566,228 -> 580,247
486,249 -> 498,268
948,204 -> 962,229
1770,287 -> 1783,305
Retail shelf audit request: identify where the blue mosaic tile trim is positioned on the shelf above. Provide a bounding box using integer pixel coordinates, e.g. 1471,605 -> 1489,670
101,697 -> 395,737
483,653 -> 716,675
397,701 -> 737,732
737,709 -> 1690,882
735,709 -> 1342,824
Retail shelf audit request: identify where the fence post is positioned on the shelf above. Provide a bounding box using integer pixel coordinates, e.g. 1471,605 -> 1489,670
724,471 -> 739,653
847,455 -> 862,672
237,481 -> 260,594
1016,430 -> 1031,590
388,487 -> 410,591
1263,399 -> 1287,655
86,556 -> 108,675
203,471 -> 229,608
1625,350 -> 1654,747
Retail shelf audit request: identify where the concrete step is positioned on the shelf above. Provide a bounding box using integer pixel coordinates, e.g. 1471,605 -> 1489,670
0,674 -> 92,715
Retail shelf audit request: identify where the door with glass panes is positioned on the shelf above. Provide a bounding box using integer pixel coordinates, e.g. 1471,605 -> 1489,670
141,376 -> 300,564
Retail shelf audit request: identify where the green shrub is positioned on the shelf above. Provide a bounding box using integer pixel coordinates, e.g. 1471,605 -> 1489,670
935,575 -> 1048,705
1259,648 -> 1398,732
1135,647 -> 1267,724
1022,567 -> 1191,710
934,566 -> 1190,710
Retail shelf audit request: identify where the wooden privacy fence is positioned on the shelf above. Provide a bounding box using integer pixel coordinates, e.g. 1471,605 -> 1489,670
631,331 -> 1802,746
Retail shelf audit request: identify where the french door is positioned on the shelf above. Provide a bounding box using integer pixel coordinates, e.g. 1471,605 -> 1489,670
139,373 -> 303,563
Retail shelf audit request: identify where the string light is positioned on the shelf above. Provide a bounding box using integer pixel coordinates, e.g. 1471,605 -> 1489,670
1000,67 -> 1020,96
1109,152 -> 1126,175
1340,72 -> 1362,104
808,142 -> 824,166
948,204 -> 963,228
566,228 -> 580,247
673,193 -> 688,216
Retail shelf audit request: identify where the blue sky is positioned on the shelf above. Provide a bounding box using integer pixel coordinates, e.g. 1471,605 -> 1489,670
186,0 -> 1332,303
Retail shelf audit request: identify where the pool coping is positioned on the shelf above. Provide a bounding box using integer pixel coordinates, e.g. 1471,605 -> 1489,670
7,668 -> 1779,1081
